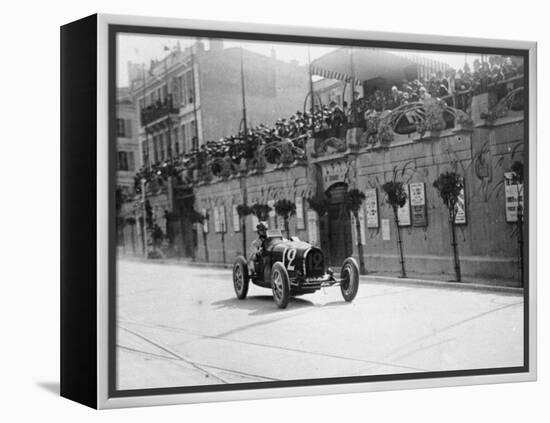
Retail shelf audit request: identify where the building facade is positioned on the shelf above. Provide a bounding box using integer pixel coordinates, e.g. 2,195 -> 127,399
117,47 -> 526,287
121,41 -> 310,259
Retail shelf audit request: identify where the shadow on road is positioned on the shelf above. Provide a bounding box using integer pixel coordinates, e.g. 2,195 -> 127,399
212,295 -> 315,316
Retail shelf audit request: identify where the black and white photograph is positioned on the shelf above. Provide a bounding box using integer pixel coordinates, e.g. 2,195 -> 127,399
112,26 -> 529,396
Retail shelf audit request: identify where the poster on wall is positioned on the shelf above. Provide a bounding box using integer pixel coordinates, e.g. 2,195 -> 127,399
219,205 -> 226,233
277,215 -> 285,231
296,196 -> 305,230
268,199 -> 276,228
454,178 -> 467,225
251,213 -> 259,228
232,204 -> 240,232
504,172 -> 524,223
306,210 -> 318,245
381,218 -> 390,240
365,188 -> 379,228
351,208 -> 366,245
397,184 -> 411,226
409,182 -> 427,227
213,206 -> 220,232
202,208 -> 208,234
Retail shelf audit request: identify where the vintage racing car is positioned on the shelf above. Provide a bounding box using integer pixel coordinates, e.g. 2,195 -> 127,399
232,230 -> 359,309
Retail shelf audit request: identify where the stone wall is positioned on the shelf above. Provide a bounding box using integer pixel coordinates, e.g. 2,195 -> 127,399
188,115 -> 524,285
346,119 -> 524,282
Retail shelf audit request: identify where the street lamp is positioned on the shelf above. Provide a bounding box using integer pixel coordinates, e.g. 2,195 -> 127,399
141,177 -> 149,257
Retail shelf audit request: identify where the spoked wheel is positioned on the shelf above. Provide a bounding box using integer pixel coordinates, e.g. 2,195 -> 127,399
340,257 -> 359,302
271,262 -> 290,309
233,256 -> 249,299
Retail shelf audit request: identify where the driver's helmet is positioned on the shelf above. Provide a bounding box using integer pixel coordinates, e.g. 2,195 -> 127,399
256,221 -> 268,235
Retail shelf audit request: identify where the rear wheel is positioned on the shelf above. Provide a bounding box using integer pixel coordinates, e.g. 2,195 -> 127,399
340,257 -> 359,302
271,262 -> 290,309
233,256 -> 249,299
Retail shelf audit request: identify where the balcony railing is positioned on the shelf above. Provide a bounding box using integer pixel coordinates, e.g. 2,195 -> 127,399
140,95 -> 178,127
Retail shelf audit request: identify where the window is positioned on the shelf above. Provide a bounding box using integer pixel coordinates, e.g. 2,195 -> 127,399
141,141 -> 148,166
173,127 -> 180,156
185,71 -> 195,104
190,120 -> 198,149
117,152 -> 129,171
127,151 -> 135,171
153,135 -> 159,163
116,119 -> 125,137
159,133 -> 165,161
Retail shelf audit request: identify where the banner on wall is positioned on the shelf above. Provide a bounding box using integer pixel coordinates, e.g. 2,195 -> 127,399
397,184 -> 411,227
504,172 -> 524,223
409,182 -> 427,227
296,196 -> 305,230
307,210 -> 319,245
454,178 -> 467,225
365,188 -> 379,228
232,204 -> 240,232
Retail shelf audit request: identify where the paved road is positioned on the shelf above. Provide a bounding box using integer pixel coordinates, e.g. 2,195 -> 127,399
116,260 -> 524,390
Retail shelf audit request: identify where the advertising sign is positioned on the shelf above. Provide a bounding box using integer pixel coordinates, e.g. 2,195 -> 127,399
504,172 -> 524,223
409,182 -> 427,227
381,219 -> 390,240
219,205 -> 226,233
454,178 -> 467,225
232,204 -> 240,232
268,199 -> 276,228
365,188 -> 379,228
351,208 -> 366,245
202,208 -> 208,234
397,184 -> 411,226
213,206 -> 220,232
307,210 -> 319,245
296,196 -> 305,230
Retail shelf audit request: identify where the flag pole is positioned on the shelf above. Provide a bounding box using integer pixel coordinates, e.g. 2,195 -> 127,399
239,44 -> 249,256
141,63 -> 151,170
240,45 -> 248,144
191,41 -> 200,150
308,47 -> 316,127
163,46 -> 173,162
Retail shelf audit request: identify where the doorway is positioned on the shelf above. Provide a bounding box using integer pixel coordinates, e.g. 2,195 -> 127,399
325,183 -> 352,266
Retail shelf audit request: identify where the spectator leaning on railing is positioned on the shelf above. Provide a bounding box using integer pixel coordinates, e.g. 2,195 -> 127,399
132,55 -> 523,192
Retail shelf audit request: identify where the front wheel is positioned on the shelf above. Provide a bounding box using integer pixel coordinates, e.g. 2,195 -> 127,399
340,257 -> 359,302
271,262 -> 290,309
233,256 -> 249,299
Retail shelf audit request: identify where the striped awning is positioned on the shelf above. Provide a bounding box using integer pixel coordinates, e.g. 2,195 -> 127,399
311,48 -> 450,85
310,65 -> 363,87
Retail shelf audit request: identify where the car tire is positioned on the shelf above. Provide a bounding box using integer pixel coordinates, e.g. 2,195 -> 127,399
271,262 -> 290,309
340,257 -> 359,302
233,256 -> 250,300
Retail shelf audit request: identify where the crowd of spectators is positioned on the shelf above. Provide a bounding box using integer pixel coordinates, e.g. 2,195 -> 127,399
134,102 -> 350,191
134,55 -> 524,192
349,55 -> 524,123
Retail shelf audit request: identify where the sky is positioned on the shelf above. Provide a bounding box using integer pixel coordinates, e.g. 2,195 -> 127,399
117,33 -> 485,87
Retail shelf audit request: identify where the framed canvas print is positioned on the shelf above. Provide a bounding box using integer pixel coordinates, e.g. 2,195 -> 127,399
60,14 -> 537,409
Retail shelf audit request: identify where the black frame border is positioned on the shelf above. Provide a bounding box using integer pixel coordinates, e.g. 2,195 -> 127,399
107,23 -> 530,399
